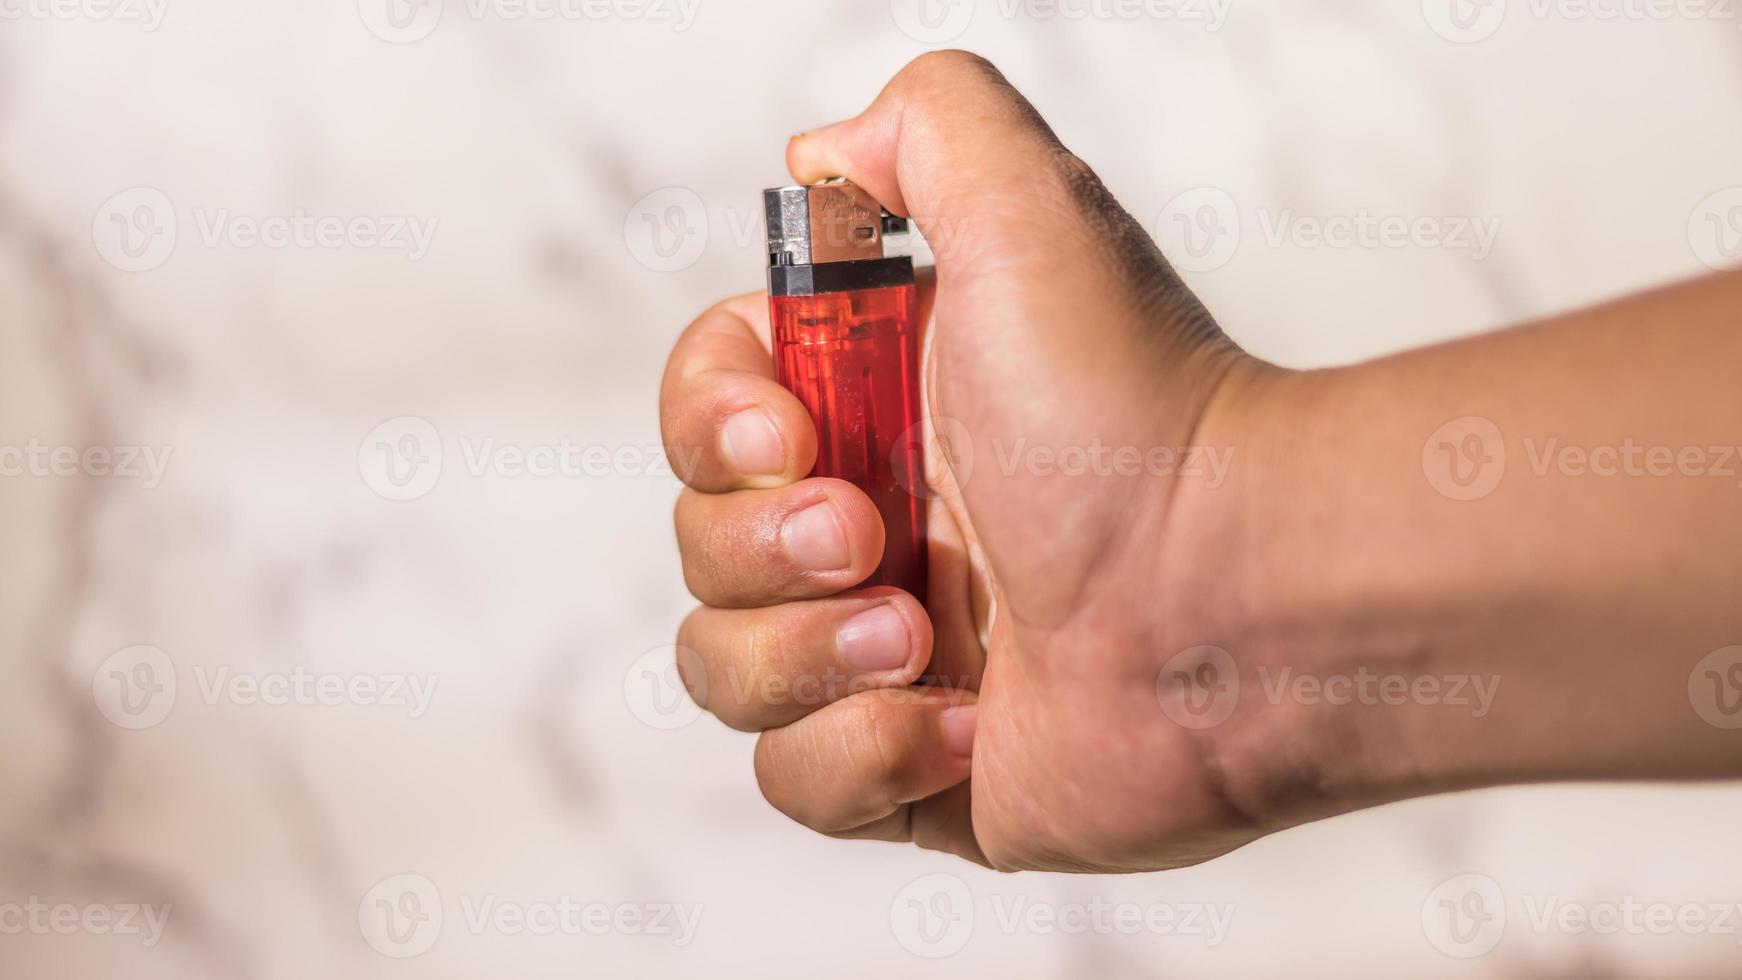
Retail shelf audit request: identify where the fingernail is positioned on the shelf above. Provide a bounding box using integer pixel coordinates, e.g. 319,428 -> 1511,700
720,409 -> 785,477
837,603 -> 912,673
782,499 -> 850,572
939,705 -> 978,758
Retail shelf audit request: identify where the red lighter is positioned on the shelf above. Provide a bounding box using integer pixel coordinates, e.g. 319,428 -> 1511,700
764,179 -> 927,603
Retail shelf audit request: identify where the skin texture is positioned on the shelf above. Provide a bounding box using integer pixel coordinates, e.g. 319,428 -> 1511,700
659,51 -> 1742,873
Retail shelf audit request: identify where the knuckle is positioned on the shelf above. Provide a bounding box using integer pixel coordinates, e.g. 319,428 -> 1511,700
673,610 -> 712,707
663,380 -> 732,484
752,733 -> 804,819
673,495 -> 714,597
691,614 -> 807,732
1049,148 -> 1100,194
904,49 -> 1001,86
674,607 -> 704,664
844,695 -> 918,789
674,496 -> 759,605
738,617 -> 782,684
733,619 -> 791,719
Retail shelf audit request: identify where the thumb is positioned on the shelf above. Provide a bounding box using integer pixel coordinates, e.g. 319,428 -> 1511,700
784,50 -> 1213,344
787,51 -> 1063,225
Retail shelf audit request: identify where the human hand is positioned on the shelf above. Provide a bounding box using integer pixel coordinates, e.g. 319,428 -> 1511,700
661,51 -> 1279,872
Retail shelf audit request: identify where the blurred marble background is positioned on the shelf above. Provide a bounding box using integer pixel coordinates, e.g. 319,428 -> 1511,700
2,0 -> 1741,977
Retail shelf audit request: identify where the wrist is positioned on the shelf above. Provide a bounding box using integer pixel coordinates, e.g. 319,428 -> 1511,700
1196,350 -> 1742,822
1158,359 -> 1491,828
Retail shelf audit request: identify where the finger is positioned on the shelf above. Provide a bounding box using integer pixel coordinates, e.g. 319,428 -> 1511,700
754,687 -> 977,836
676,587 -> 933,732
675,478 -> 884,608
660,293 -> 817,492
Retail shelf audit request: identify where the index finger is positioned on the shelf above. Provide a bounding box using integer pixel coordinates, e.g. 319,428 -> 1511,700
660,292 -> 817,493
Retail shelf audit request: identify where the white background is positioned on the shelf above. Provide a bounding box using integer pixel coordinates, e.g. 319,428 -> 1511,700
2,0 -> 1741,976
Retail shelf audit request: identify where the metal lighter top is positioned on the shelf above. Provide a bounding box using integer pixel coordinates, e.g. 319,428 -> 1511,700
764,178 -> 912,267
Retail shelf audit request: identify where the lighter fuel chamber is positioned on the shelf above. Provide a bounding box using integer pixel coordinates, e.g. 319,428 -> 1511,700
764,180 -> 927,603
